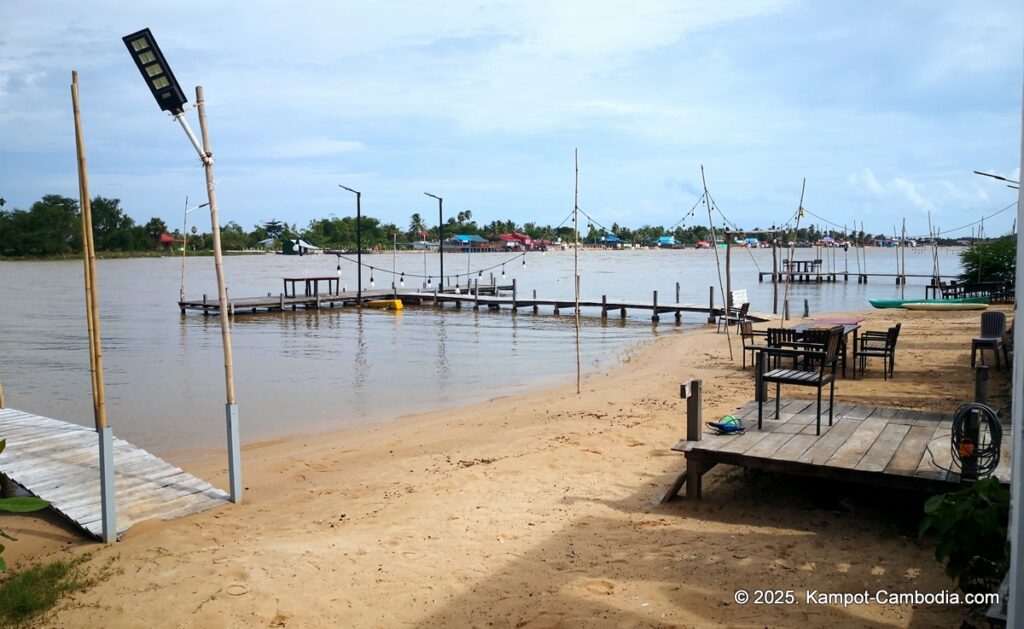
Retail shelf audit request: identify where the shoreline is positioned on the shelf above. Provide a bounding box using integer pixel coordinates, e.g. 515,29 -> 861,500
6,305 -> 1009,626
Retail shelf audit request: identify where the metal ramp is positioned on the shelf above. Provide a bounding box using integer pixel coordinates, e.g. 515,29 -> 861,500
0,407 -> 229,539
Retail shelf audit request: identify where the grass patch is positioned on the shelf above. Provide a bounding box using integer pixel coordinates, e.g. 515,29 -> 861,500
0,554 -> 97,626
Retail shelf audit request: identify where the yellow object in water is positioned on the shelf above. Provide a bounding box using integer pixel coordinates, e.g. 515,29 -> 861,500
364,299 -> 404,311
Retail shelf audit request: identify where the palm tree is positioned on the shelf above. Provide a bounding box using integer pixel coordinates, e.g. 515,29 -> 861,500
409,213 -> 426,238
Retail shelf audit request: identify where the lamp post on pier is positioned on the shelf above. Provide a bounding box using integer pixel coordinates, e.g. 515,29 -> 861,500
424,193 -> 443,288
179,196 -> 209,302
338,185 -> 362,304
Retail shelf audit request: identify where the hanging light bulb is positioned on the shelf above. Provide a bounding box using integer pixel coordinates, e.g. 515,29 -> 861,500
478,269 -> 483,278
370,270 -> 375,287
501,264 -> 506,279
336,261 -> 342,276
427,276 -> 432,286
522,255 -> 526,267
400,272 -> 405,287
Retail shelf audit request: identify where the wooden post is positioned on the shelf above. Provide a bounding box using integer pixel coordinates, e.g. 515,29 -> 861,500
532,289 -> 538,313
474,281 -> 480,310
675,281 -> 680,303
573,149 -> 581,395
512,278 -> 518,310
72,71 -> 115,543
196,86 -> 242,504
803,299 -> 809,318
784,299 -> 790,321
652,290 -> 660,322
681,379 -> 703,442
707,286 -> 716,324
725,231 -> 732,311
772,238 -> 779,314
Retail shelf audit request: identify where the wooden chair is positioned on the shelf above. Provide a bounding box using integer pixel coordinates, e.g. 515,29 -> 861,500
972,312 -> 1008,368
717,301 -> 750,333
766,327 -> 800,369
739,321 -> 766,369
756,326 -> 843,435
854,323 -> 901,379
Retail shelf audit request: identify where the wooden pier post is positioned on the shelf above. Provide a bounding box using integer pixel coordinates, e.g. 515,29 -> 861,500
652,290 -> 660,322
434,287 -> 439,306
784,299 -> 790,321
474,281 -> 480,310
676,282 -> 680,303
601,295 -> 608,319
803,299 -> 809,318
707,286 -> 716,324
772,239 -> 779,314
512,278 -> 518,311
532,289 -> 538,313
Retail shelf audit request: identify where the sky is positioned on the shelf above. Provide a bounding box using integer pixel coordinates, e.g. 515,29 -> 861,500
0,0 -> 1021,239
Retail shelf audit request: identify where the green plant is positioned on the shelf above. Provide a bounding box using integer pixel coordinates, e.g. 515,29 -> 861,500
0,554 -> 95,625
0,440 -> 51,571
959,236 -> 1016,284
919,477 -> 1009,596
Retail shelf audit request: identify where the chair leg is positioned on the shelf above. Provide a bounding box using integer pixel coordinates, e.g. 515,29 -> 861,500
1003,343 -> 1010,368
815,386 -> 822,435
775,384 -> 781,419
828,379 -> 835,426
971,344 -> 977,367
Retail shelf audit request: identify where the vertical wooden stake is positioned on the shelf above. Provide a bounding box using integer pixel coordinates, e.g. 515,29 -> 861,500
573,149 -> 581,395
196,86 -> 242,504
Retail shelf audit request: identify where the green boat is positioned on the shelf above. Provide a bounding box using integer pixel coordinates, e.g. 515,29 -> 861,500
868,297 -> 989,309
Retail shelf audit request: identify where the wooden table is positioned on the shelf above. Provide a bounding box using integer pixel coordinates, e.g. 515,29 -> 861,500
283,275 -> 340,297
792,321 -> 860,378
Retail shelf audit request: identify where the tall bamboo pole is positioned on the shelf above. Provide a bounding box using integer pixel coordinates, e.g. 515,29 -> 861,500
573,149 -> 581,395
0,377 -> 5,408
702,166 -> 733,359
71,71 -> 107,430
901,218 -> 907,299
195,86 -> 242,503
72,71 -> 115,543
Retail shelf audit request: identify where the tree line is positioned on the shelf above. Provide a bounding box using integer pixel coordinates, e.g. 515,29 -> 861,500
0,193 -> 965,258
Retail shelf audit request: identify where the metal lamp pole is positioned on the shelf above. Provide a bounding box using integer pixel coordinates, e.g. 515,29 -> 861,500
339,185 -> 362,304
179,196 -> 209,302
425,193 -> 443,288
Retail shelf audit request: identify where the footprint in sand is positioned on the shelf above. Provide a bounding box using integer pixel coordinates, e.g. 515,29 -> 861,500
583,579 -> 615,595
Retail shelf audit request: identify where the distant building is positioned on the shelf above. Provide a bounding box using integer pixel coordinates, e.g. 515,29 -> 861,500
158,233 -> 183,251
653,235 -> 676,247
282,238 -> 322,255
256,238 -> 276,250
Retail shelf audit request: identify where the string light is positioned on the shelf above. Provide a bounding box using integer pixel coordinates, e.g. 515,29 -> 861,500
370,269 -> 375,287
501,264 -> 506,279
427,276 -> 432,286
400,272 -> 405,287
478,269 -> 483,277
336,261 -> 341,276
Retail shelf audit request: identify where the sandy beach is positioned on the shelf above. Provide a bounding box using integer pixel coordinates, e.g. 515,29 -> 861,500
3,305 -> 1011,627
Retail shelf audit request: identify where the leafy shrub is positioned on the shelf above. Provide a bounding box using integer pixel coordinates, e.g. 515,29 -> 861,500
919,477 -> 1009,596
959,236 -> 1016,284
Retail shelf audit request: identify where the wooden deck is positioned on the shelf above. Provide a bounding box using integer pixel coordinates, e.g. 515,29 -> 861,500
0,408 -> 229,539
667,399 -> 1012,499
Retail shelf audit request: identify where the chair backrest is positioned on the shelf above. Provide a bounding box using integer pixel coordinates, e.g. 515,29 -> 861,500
736,302 -> 750,317
980,311 -> 1006,338
887,322 -> 902,347
767,327 -> 798,347
740,320 -> 755,342
799,326 -> 843,374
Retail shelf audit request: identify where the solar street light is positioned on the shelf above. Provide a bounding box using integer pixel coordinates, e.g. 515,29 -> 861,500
424,193 -> 444,288
123,27 -> 242,504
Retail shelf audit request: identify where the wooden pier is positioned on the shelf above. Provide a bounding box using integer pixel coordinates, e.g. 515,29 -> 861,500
758,271 -> 960,285
0,407 -> 229,539
666,399 -> 1011,500
179,281 -> 773,323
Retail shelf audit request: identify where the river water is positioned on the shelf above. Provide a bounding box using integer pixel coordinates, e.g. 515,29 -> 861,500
0,246 -> 963,455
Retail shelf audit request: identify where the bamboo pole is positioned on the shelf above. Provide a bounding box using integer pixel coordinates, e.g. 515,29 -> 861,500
701,166 -> 732,359
780,179 -> 806,324
196,87 -> 236,405
0,378 -> 5,408
573,149 -> 581,395
901,218 -> 907,299
71,71 -> 107,430
195,86 -> 242,504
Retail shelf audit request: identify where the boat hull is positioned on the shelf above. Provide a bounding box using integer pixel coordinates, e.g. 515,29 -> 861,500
902,302 -> 988,311
364,299 -> 404,311
869,297 -> 988,309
